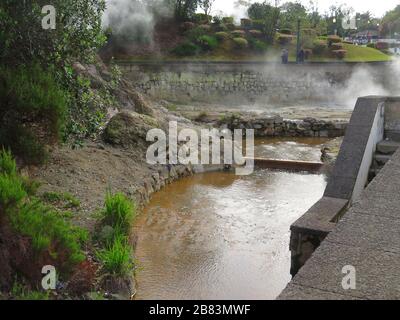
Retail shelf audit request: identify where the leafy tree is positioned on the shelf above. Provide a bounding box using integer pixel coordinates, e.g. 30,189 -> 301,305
279,2 -> 308,31
168,0 -> 199,21
247,1 -> 280,42
0,0 -> 106,67
199,0 -> 215,16
381,5 -> 400,38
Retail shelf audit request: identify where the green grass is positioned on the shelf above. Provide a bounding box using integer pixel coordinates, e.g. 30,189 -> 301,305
117,43 -> 391,63
102,192 -> 136,234
0,150 -> 88,265
341,43 -> 392,62
42,191 -> 81,209
96,191 -> 136,276
11,282 -> 50,300
96,234 -> 133,276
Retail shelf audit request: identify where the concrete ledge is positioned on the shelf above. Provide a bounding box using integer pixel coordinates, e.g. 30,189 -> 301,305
289,197 -> 348,276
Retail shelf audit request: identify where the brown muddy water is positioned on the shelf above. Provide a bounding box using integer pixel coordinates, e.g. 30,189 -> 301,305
133,138 -> 328,300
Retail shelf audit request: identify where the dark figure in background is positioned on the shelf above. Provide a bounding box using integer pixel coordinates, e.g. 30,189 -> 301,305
281,49 -> 289,64
297,49 -> 305,64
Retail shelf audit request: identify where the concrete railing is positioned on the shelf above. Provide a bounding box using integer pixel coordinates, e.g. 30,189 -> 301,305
289,96 -> 389,276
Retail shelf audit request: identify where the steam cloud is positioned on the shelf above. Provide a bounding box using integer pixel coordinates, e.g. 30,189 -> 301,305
102,0 -> 171,43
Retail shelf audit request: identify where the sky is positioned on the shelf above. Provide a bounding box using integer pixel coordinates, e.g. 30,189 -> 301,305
210,0 -> 400,19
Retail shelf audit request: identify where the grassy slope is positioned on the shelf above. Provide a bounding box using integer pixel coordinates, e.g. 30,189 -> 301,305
117,42 -> 392,63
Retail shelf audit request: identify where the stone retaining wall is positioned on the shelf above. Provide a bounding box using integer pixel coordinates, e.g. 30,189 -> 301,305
119,62 -> 393,106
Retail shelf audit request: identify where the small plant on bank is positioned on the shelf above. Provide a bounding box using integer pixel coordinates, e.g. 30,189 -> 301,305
102,191 -> 136,234
96,234 -> 133,276
96,191 -> 136,276
42,191 -> 81,209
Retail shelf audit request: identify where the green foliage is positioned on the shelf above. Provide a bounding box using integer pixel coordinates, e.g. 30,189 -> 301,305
10,200 -> 88,262
0,64 -> 69,164
233,38 -> 248,49
221,17 -> 234,24
96,234 -> 133,276
0,151 -> 88,266
197,35 -> 218,50
102,192 -> 136,234
0,174 -> 27,211
0,148 -> 16,176
193,13 -> 211,24
332,50 -> 347,60
172,42 -> 201,56
249,39 -> 268,53
367,43 -> 376,49
280,28 -> 292,35
42,191 -> 81,209
231,30 -> 246,38
11,282 -> 50,300
0,0 -> 106,66
312,39 -> 328,55
215,32 -> 230,41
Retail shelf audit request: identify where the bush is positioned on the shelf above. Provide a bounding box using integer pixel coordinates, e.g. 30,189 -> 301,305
222,17 -> 234,24
102,192 -> 136,234
0,148 -> 16,176
331,43 -> 344,50
241,19 -> 252,28
231,30 -> 246,38
332,49 -> 347,60
10,200 -> 88,263
215,32 -> 231,41
172,42 -> 200,56
367,42 -> 376,48
180,21 -> 195,32
249,30 -> 263,38
327,35 -> 342,45
280,28 -> 292,35
376,42 -> 389,50
225,23 -> 236,31
193,13 -> 212,24
312,39 -> 327,55
277,34 -> 294,45
233,37 -> 249,49
0,150 -> 88,265
96,234 -> 133,276
250,39 -> 268,53
0,64 -> 68,164
197,35 -> 218,51
252,20 -> 265,31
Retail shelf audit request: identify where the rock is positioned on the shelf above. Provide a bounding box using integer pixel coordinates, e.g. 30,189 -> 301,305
103,111 -> 159,150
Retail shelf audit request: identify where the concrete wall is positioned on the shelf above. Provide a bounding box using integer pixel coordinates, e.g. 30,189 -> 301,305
119,61 -> 393,106
289,96 -> 393,276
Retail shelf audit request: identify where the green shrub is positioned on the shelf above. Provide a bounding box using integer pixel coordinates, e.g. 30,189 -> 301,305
240,18 -> 252,28
42,191 -> 80,209
0,64 -> 68,164
327,35 -> 342,45
215,31 -> 230,41
0,174 -> 27,211
249,30 -> 263,38
11,282 -> 50,300
172,42 -> 200,56
0,64 -> 68,136
332,49 -> 347,60
197,35 -> 218,51
249,39 -> 268,53
0,148 -> 16,175
9,200 -> 88,262
331,42 -> 344,50
193,13 -> 212,24
280,28 -> 292,35
231,30 -> 246,38
277,34 -> 294,45
252,20 -> 265,31
367,42 -> 376,48
312,39 -> 327,55
233,37 -> 248,49
96,234 -> 133,276
102,192 -> 136,234
222,17 -> 234,24
185,25 -> 209,40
